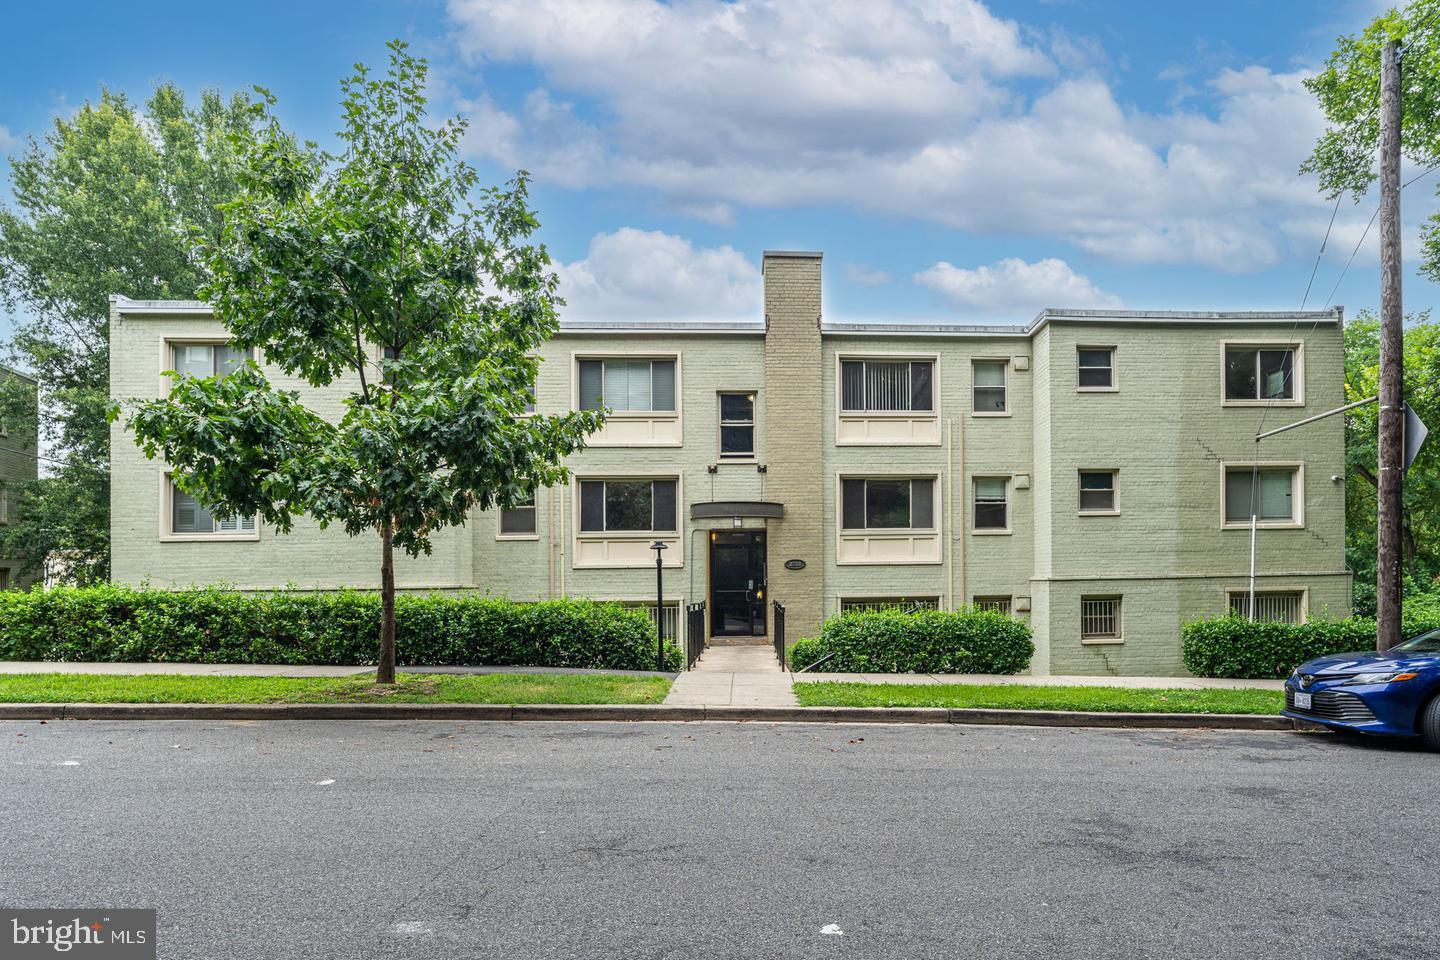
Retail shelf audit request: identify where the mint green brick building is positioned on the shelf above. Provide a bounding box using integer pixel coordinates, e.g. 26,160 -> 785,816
0,365 -> 39,590
108,250 -> 1351,675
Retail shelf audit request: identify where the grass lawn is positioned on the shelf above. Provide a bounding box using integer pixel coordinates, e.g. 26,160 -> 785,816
793,681 -> 1284,715
0,672 -> 671,705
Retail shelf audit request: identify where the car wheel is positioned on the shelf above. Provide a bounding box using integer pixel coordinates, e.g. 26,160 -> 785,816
1419,695 -> 1440,751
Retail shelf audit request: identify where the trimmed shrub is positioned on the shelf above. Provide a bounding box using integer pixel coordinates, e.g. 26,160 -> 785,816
789,608 -> 1034,674
0,586 -> 681,671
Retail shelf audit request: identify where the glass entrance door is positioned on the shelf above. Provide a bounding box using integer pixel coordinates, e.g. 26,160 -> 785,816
709,531 -> 767,637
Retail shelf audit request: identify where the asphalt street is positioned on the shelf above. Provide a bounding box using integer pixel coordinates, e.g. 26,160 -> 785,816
2,720 -> 1436,960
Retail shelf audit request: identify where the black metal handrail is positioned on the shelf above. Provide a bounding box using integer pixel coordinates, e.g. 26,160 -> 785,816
685,601 -> 706,670
772,600 -> 786,671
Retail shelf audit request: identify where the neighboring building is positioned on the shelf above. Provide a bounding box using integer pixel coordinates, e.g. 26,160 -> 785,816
108,251 -> 1351,675
0,365 -> 39,590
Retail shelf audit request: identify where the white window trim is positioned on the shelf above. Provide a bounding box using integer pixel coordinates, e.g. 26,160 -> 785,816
1080,595 -> 1125,644
1076,344 -> 1119,393
971,595 -> 1014,614
1077,468 -> 1120,517
495,491 -> 540,542
159,472 -> 260,543
716,389 -> 759,463
970,474 -> 1012,535
571,351 -> 682,419
834,352 -> 942,447
835,472 -> 943,566
970,358 -> 1011,417
838,596 -> 941,613
1220,339 -> 1305,408
1220,461 -> 1305,530
1224,587 -> 1310,624
571,473 -> 683,569
161,338 -> 255,393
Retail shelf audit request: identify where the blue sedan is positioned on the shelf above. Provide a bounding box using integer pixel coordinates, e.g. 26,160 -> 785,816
1283,627 -> 1440,747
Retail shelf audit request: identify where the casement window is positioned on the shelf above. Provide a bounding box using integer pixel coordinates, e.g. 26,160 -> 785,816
1224,465 -> 1301,527
579,479 -> 678,533
1081,596 -> 1123,641
972,360 -> 1008,414
841,478 -> 935,531
1228,590 -> 1306,624
1077,347 -> 1115,390
840,359 -> 934,413
498,490 -> 537,538
1224,344 -> 1299,403
1078,470 -> 1117,514
719,392 -> 756,459
172,342 -> 249,378
839,597 -> 940,614
578,358 -> 676,412
168,479 -> 256,538
972,477 -> 1009,531
973,596 -> 1013,614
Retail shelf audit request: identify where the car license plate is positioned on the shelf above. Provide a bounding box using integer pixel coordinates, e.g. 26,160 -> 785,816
1293,691 -> 1313,710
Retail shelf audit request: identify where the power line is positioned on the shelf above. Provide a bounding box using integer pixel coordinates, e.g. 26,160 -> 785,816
1322,164 -> 1439,309
1301,193 -> 1343,310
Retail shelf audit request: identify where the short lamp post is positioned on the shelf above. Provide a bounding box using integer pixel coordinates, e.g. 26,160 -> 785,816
651,540 -> 667,671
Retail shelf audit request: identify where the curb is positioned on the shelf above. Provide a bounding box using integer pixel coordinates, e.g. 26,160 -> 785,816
0,702 -> 1299,731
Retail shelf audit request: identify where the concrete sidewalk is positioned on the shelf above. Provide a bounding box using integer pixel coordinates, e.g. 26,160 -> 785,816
664,645 -> 796,707
791,672 -> 1287,691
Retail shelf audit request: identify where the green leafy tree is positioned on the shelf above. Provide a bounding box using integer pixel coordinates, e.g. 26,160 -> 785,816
1302,0 -> 1440,277
118,42 -> 603,683
1343,311 -> 1440,614
0,84 -> 255,582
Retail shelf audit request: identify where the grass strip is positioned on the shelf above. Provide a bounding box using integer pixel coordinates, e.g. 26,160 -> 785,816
0,672 -> 671,705
793,681 -> 1283,715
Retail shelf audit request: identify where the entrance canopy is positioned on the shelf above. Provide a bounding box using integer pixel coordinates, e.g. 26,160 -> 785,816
690,501 -> 784,520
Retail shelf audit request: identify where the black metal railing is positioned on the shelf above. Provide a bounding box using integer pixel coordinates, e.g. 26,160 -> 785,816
685,601 -> 706,670
773,600 -> 786,671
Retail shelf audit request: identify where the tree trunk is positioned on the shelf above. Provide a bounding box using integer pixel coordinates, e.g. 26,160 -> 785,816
378,518 -> 397,685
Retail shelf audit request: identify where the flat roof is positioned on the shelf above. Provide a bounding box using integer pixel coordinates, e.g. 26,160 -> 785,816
110,297 -> 1344,339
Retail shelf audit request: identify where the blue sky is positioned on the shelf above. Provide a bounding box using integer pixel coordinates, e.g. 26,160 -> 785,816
1,0 -> 1433,334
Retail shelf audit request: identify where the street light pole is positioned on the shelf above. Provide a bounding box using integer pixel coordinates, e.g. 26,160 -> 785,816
651,541 -> 667,671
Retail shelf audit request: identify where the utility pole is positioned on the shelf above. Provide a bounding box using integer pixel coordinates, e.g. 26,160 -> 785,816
1377,38 -> 1405,651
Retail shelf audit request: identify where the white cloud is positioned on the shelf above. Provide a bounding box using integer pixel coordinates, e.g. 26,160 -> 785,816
446,0 -> 1404,272
555,228 -> 761,321
843,263 -> 892,286
0,125 -> 19,153
914,257 -> 1122,316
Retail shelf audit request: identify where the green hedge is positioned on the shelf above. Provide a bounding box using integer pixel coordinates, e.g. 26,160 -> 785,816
0,586 -> 681,671
1182,601 -> 1440,679
787,608 -> 1034,674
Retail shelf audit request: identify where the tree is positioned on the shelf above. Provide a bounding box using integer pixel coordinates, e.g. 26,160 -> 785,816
0,84 -> 256,582
118,42 -> 603,683
1343,310 -> 1440,614
1301,0 -> 1440,279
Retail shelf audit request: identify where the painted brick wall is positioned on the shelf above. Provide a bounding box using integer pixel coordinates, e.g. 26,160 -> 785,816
762,252 -> 826,639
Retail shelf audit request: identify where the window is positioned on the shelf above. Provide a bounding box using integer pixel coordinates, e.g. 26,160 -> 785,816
0,486 -> 7,524
839,597 -> 940,614
1081,596 -> 1122,641
973,596 -> 1013,614
172,343 -> 249,378
972,477 -> 1008,531
841,478 -> 935,530
840,359 -> 933,412
1224,466 -> 1299,526
578,358 -> 675,412
169,480 -> 255,536
1228,590 -> 1305,624
620,600 -> 681,640
1224,345 -> 1297,402
972,360 -> 1007,414
579,479 -> 678,533
1078,470 -> 1117,513
0,567 -> 9,591
719,392 -> 755,459
499,490 -> 537,537
1077,347 -> 1114,389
